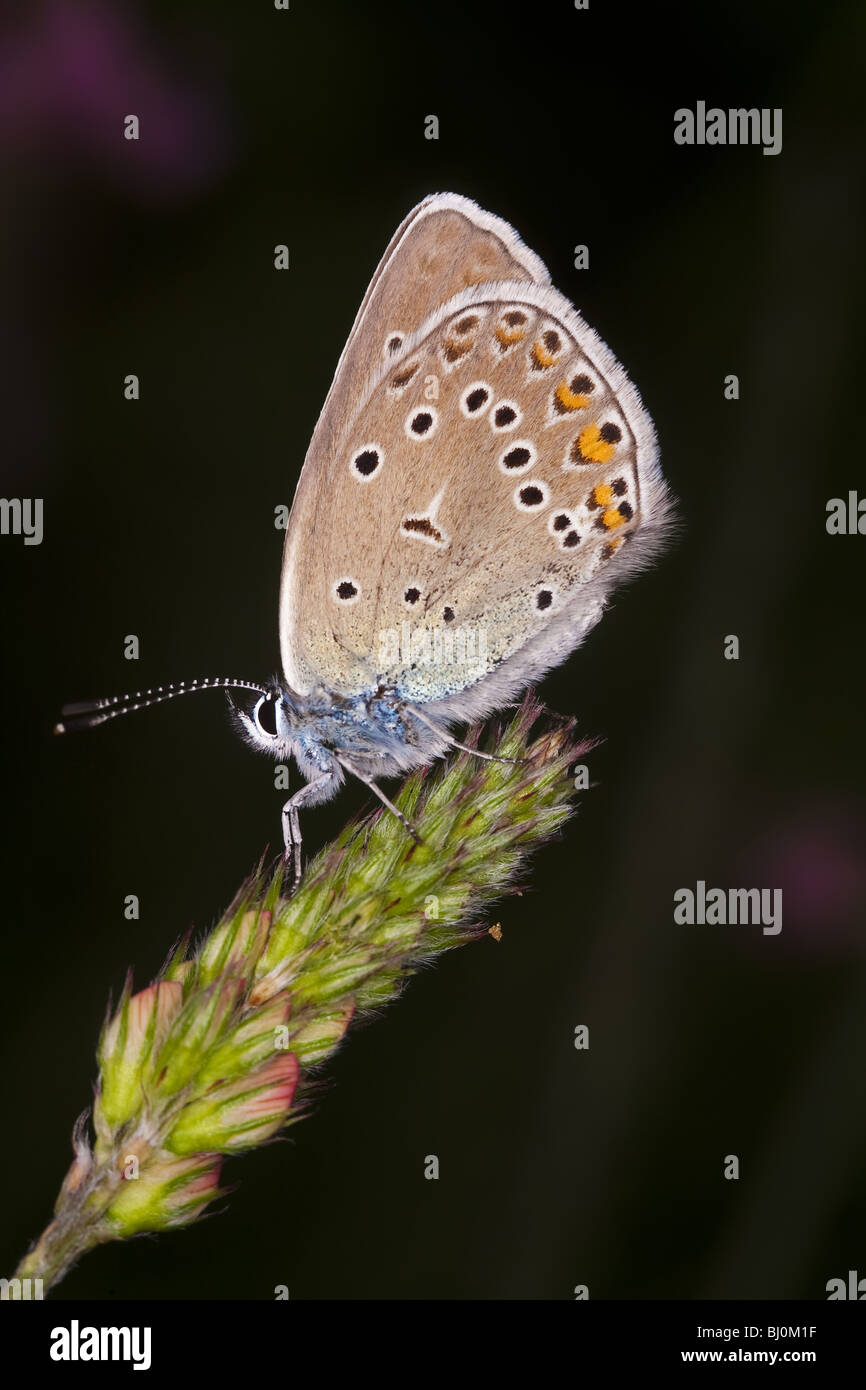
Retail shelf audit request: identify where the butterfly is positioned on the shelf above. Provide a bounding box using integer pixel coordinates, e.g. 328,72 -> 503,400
58,194 -> 673,878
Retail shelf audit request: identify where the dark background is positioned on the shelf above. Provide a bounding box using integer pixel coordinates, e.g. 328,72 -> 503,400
2,0 -> 864,1299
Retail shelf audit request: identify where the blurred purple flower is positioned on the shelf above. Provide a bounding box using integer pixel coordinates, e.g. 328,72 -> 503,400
0,0 -> 233,198
740,804 -> 866,954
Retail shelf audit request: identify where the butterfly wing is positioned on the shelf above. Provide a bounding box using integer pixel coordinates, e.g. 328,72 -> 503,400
280,198 -> 672,717
280,193 -> 550,695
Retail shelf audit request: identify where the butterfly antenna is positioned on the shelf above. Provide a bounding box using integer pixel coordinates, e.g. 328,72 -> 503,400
54,677 -> 269,734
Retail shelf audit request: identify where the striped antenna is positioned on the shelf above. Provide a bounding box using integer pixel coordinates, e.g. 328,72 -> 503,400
54,677 -> 269,734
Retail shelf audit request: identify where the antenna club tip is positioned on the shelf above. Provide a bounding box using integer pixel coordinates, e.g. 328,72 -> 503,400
54,722 -> 66,736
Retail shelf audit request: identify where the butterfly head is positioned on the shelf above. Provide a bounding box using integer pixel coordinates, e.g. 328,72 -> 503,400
230,681 -> 298,759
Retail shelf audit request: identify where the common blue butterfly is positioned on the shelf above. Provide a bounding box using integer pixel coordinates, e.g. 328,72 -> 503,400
58,194 -> 673,877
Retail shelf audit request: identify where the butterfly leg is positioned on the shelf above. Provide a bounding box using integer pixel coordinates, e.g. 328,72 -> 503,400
335,753 -> 422,845
281,771 -> 339,885
408,705 -> 523,765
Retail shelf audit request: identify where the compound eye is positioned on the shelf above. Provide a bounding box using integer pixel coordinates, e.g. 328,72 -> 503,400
254,692 -> 279,738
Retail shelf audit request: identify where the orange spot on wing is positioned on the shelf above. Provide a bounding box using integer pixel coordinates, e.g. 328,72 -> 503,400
593,484 -> 614,506
495,326 -> 525,347
532,340 -> 558,368
602,506 -> 626,530
578,425 -> 615,463
555,382 -> 591,411
442,337 -> 471,362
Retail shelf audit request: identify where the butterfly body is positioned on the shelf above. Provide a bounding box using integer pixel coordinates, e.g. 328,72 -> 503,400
235,683 -> 447,793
